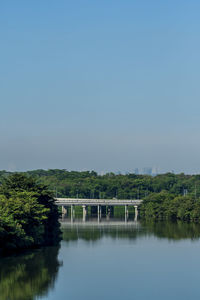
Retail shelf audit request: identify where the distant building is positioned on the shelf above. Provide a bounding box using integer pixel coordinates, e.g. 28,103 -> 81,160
142,168 -> 152,175
133,167 -> 158,176
134,168 -> 139,175
151,167 -> 158,176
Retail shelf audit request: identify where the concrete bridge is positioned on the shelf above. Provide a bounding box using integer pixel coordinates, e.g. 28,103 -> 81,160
55,198 -> 143,221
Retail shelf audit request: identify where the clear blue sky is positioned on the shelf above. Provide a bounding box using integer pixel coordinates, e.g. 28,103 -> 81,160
1,0 -> 200,173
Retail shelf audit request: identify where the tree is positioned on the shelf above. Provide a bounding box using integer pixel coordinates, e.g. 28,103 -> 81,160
0,174 -> 61,253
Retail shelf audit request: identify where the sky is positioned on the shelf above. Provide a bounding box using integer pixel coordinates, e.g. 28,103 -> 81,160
1,0 -> 200,174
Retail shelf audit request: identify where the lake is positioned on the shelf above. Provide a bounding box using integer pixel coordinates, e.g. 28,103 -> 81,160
1,216 -> 200,300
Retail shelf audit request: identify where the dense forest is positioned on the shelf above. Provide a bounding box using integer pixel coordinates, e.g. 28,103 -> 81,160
0,173 -> 61,254
22,169 -> 200,221
1,169 -> 200,224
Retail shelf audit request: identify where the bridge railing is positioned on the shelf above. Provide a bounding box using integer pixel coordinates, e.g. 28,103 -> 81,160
55,198 -> 143,206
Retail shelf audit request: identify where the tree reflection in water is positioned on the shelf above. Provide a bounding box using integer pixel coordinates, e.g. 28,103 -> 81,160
0,246 -> 62,300
1,219 -> 200,300
62,219 -> 200,243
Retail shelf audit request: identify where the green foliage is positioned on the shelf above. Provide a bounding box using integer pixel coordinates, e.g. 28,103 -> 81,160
0,174 -> 61,253
24,169 -> 200,222
140,192 -> 200,221
14,169 -> 199,200
1,169 -> 200,226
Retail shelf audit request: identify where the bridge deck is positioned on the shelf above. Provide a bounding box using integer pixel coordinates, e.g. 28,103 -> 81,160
55,198 -> 143,206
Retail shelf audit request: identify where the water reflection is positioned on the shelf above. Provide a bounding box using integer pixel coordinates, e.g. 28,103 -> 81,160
141,220 -> 200,240
1,218 -> 200,300
61,217 -> 200,242
0,247 -> 62,300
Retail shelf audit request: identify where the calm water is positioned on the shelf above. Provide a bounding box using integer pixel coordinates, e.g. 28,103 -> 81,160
1,217 -> 200,300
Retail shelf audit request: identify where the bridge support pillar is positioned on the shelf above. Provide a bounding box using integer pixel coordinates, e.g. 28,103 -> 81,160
125,205 -> 129,222
71,205 -> 75,221
134,205 -> 138,221
62,206 -> 68,216
98,205 -> 102,216
98,205 -> 102,222
82,205 -> 87,222
125,205 -> 129,216
107,206 -> 114,216
106,206 -> 110,220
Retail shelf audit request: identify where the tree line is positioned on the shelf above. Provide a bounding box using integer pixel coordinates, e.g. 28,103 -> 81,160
1,168 -> 200,247
22,169 -> 200,221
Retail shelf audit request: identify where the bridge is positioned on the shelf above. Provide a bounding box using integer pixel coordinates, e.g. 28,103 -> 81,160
55,198 -> 143,221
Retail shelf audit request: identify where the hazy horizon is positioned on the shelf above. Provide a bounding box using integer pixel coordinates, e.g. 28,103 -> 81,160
1,167 -> 199,176
1,1 -> 200,174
